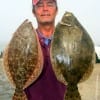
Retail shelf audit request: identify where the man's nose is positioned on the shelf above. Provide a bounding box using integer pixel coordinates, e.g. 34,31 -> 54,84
43,4 -> 49,10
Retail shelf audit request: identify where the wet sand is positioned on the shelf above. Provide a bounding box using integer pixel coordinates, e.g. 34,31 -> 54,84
0,59 -> 14,100
0,59 -> 100,100
78,63 -> 100,100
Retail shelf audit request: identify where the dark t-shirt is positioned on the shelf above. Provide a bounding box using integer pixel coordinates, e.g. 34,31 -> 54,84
24,32 -> 66,100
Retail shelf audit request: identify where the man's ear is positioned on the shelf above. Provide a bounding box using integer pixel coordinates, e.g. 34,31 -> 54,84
56,7 -> 58,15
32,9 -> 36,17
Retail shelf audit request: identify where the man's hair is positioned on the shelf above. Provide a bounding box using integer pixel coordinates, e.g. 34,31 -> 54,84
32,0 -> 58,13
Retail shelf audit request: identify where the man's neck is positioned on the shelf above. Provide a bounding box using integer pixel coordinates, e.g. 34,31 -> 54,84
37,24 -> 55,38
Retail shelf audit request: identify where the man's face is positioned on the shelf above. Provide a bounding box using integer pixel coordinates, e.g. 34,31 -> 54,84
33,0 -> 58,24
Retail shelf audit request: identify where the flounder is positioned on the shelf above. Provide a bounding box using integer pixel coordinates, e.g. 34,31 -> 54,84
3,20 -> 43,100
51,12 -> 95,100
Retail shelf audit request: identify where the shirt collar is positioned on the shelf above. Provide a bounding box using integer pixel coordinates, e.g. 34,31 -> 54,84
36,29 -> 53,45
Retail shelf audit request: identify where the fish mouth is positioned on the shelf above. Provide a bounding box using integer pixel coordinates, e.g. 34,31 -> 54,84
60,21 -> 72,26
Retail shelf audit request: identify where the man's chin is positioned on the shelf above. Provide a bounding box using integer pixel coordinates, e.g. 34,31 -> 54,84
40,21 -> 54,25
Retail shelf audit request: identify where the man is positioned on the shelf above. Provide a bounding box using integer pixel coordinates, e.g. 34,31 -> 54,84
24,0 -> 66,100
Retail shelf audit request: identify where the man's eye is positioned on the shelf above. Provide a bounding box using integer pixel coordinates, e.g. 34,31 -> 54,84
47,2 -> 55,7
37,3 -> 43,7
36,2 -> 55,8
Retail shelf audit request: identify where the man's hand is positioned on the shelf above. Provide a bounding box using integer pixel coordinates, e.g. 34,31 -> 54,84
56,54 -> 72,71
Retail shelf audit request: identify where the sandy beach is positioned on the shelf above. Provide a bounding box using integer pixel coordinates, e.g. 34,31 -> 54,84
0,58 -> 100,100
